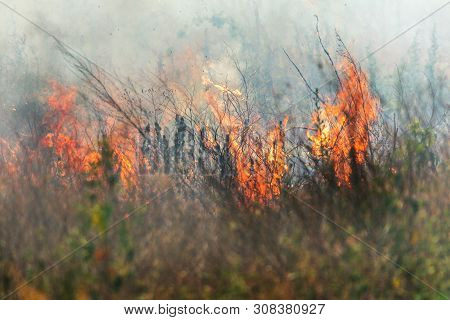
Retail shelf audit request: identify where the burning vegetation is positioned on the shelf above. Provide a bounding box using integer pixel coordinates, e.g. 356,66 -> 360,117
40,81 -> 94,176
307,59 -> 379,187
0,27 -> 447,299
21,37 -> 381,205
39,81 -> 142,190
6,39 -> 296,205
0,49 -> 422,201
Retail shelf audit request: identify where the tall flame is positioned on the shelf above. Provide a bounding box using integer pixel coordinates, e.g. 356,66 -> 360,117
307,60 -> 379,186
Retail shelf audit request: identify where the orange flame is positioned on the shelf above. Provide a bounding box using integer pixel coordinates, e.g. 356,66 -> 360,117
40,81 -> 93,175
307,60 -> 379,186
203,76 -> 288,203
229,118 -> 288,203
41,81 -> 141,189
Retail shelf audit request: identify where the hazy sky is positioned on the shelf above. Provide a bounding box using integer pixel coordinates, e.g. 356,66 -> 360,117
0,0 -> 448,78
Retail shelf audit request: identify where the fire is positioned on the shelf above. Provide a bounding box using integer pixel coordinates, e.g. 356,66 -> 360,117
40,81 -> 93,175
229,118 -> 288,203
203,75 -> 288,203
38,64 -> 287,204
103,122 -> 141,190
202,75 -> 243,97
307,60 -> 379,186
40,81 -> 141,189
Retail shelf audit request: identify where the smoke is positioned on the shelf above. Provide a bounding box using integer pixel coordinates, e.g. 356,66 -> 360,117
1,0 -> 448,71
0,0 -> 448,134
